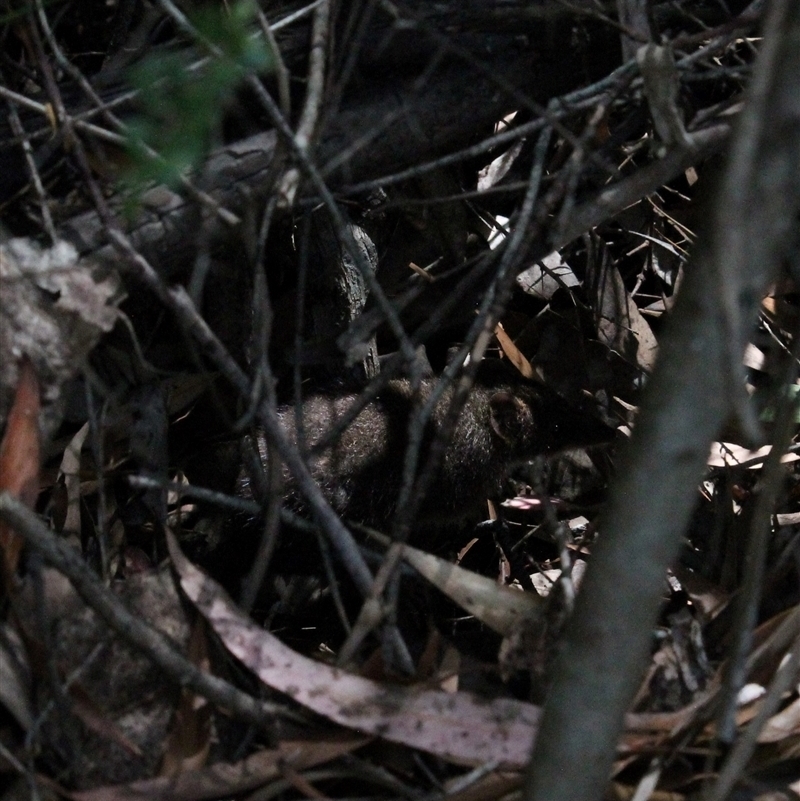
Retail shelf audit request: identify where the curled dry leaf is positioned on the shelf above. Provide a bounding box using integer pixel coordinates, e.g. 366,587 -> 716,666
166,531 -> 542,769
589,259 -> 658,373
58,422 -> 89,536
0,238 -> 122,436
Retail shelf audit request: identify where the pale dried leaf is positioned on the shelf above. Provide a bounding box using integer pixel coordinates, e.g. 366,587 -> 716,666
486,215 -> 510,250
0,239 -> 123,435
591,261 -> 659,372
758,696 -> 800,743
516,251 -> 579,300
707,442 -> 800,468
399,541 -> 544,636
167,532 -> 542,769
494,323 -> 535,380
59,422 -> 89,535
478,140 -> 523,191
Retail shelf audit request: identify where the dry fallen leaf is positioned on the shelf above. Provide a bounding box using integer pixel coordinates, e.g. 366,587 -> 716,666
0,238 -> 122,437
398,540 -> 543,637
159,617 -> 213,777
58,422 -> 89,536
757,695 -> 800,743
167,531 -> 542,769
69,736 -> 367,801
477,136 -> 523,192
0,359 -> 41,577
515,251 -> 580,301
494,323 -> 536,381
589,259 -> 659,373
707,441 -> 800,468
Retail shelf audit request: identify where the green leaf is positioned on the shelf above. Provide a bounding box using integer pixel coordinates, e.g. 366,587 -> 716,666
121,0 -> 273,203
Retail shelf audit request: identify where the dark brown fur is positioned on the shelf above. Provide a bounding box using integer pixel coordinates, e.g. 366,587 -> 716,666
242,364 -> 611,529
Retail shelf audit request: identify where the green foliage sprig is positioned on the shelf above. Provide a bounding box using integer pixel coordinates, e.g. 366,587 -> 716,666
123,1 -> 273,201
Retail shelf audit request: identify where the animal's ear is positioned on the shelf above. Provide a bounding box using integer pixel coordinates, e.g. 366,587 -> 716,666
489,391 -> 534,443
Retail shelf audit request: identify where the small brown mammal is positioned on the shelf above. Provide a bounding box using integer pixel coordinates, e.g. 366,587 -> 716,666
242,361 -> 611,529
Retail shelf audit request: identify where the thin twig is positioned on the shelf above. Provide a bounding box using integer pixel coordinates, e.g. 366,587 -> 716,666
716,354 -> 800,743
155,0 -> 418,372
33,0 -> 240,226
5,93 -> 56,242
707,630 -> 800,801
276,0 -> 330,206
394,115 -> 555,541
255,9 -> 291,119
